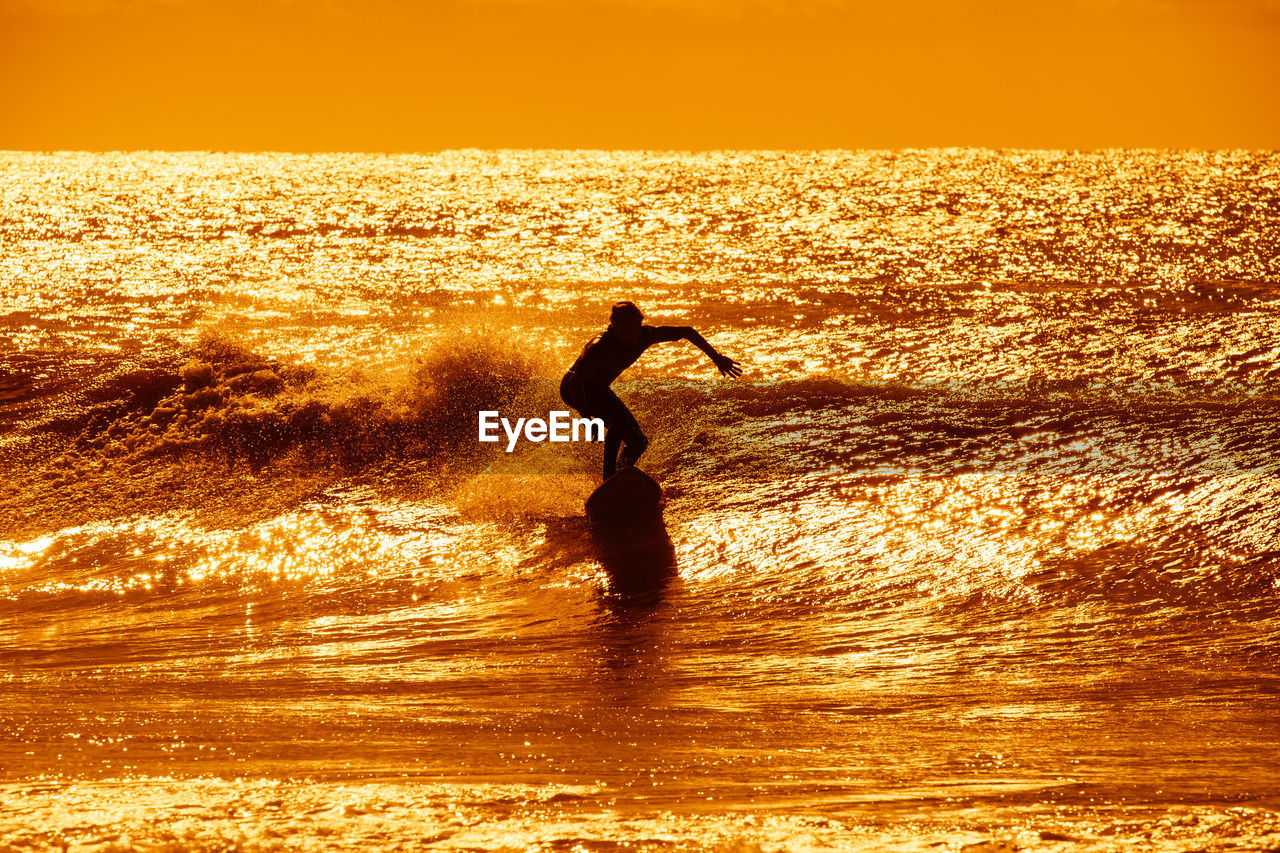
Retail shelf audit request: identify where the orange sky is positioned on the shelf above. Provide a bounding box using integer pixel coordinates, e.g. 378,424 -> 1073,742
2,0 -> 1277,151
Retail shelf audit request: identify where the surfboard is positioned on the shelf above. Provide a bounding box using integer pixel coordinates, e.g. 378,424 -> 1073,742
585,466 -> 663,528
585,467 -> 674,590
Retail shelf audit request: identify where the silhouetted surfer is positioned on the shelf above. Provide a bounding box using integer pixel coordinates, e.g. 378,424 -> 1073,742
561,301 -> 741,480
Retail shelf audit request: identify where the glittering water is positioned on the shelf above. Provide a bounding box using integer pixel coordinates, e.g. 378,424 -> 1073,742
2,151 -> 1279,851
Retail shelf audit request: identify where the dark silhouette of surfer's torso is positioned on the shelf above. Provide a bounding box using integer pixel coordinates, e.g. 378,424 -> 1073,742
567,325 -> 686,385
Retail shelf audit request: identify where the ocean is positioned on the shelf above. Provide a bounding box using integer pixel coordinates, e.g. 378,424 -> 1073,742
1,150 -> 1278,851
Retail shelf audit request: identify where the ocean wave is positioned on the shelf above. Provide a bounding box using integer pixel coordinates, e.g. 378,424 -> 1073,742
0,329 -> 557,538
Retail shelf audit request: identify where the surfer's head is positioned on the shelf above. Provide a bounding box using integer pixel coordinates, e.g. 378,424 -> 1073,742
609,301 -> 644,344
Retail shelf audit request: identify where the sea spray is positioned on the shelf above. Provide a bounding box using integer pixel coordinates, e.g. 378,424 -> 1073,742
0,327 -> 562,538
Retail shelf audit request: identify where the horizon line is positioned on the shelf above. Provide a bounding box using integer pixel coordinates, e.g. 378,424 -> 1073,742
4,146 -> 1277,156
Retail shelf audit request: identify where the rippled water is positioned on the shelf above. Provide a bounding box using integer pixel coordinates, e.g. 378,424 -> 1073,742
2,151 -> 1279,851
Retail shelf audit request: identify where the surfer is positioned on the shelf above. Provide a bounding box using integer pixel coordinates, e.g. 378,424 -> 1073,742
560,301 -> 741,480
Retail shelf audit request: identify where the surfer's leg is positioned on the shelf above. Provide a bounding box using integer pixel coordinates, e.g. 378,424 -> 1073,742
593,386 -> 646,472
619,418 -> 648,468
584,384 -> 644,479
602,430 -> 622,480
563,374 -> 614,474
580,381 -> 618,479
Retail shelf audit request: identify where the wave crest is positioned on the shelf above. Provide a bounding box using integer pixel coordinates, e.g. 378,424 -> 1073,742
1,328 -> 555,537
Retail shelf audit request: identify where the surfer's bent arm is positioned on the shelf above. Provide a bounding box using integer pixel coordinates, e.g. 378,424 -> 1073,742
651,326 -> 743,377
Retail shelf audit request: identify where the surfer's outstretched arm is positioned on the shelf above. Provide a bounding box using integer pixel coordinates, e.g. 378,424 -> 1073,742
651,325 -> 743,377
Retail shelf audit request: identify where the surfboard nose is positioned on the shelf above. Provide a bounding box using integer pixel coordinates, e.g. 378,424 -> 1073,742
585,466 -> 663,527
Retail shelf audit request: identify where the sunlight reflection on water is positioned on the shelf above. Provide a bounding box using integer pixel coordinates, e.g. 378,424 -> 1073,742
1,151 -> 1278,847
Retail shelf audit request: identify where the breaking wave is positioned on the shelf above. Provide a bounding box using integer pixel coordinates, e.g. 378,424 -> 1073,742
0,329 -> 560,538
